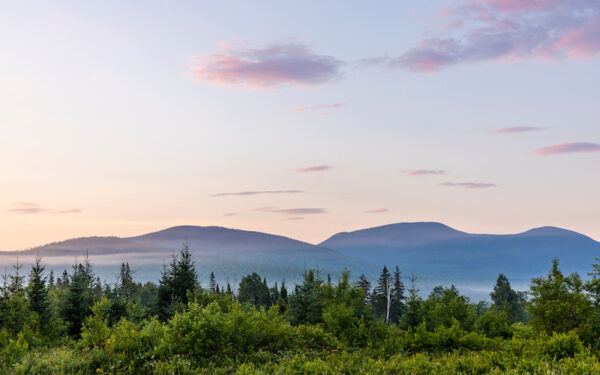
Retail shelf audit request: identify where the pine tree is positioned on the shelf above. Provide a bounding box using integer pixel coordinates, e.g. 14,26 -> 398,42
61,262 -> 94,337
491,274 -> 526,322
209,272 -> 217,293
238,273 -> 270,307
371,266 -> 392,320
390,266 -> 406,323
119,263 -> 134,299
155,242 -> 198,320
401,274 -> 423,329
9,257 -> 25,295
156,261 -> 175,321
48,270 -> 55,289
280,281 -> 288,303
289,270 -> 324,325
173,241 -> 198,304
27,256 -> 50,327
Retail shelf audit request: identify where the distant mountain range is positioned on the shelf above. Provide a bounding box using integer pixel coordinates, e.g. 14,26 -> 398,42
320,222 -> 600,297
1,223 -> 598,300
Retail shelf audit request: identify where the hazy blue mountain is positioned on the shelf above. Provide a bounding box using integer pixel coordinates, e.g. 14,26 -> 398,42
0,226 -> 377,287
320,222 -> 600,299
1,222 -> 598,300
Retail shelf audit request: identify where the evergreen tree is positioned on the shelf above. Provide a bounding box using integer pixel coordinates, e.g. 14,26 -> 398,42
529,258 -> 591,333
279,281 -> 288,303
119,262 -> 134,299
48,270 -> 55,289
585,258 -> 600,307
27,256 -> 50,328
289,270 -> 324,325
9,257 -> 25,295
356,274 -> 371,295
238,273 -> 270,307
61,262 -> 94,337
371,266 -> 392,320
390,266 -> 406,323
490,274 -> 527,322
401,274 -> 423,329
155,242 -> 198,320
209,272 -> 217,293
172,241 -> 198,304
156,261 -> 175,321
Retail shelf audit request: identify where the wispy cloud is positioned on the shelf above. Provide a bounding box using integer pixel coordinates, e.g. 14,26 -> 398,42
535,142 -> 600,155
389,1 -> 600,72
285,217 -> 305,220
189,42 -> 343,89
365,208 -> 389,213
256,207 -> 326,215
9,202 -> 82,214
296,165 -> 332,173
407,169 -> 446,176
54,209 -> 82,214
211,190 -> 303,197
491,126 -> 545,134
292,103 -> 343,112
440,182 -> 496,189
223,213 -> 237,217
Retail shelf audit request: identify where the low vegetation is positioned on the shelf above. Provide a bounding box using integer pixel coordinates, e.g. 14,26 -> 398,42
1,243 -> 600,374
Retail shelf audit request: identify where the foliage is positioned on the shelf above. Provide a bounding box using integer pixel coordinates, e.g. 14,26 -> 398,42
0,254 -> 600,373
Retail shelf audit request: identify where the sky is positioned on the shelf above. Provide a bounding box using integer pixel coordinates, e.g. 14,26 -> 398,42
1,0 -> 599,250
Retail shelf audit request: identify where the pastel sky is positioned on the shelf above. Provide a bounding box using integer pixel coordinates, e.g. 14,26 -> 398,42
1,0 -> 599,250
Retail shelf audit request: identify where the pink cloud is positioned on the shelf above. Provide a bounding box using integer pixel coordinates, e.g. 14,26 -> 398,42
211,190 -> 303,197
273,208 -> 325,215
285,217 -> 305,221
54,209 -> 82,214
293,103 -> 343,112
190,42 -> 343,89
365,208 -> 389,214
392,1 -> 600,72
408,169 -> 446,176
440,182 -> 496,189
256,207 -> 326,215
9,202 -> 81,214
535,142 -> 600,155
491,126 -> 545,134
296,165 -> 332,173
223,213 -> 237,217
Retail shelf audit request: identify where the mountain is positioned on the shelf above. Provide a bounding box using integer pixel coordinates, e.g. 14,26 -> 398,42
320,222 -> 600,299
0,226 -> 377,286
1,222 -> 598,300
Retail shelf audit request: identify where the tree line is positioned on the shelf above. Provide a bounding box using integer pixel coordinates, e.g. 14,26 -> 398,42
1,242 -> 600,373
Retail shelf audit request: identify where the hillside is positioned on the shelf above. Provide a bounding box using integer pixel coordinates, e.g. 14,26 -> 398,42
321,222 -> 600,297
0,226 -> 376,286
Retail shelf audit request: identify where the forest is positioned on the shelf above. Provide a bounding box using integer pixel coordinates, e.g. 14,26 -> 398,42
1,242 -> 600,374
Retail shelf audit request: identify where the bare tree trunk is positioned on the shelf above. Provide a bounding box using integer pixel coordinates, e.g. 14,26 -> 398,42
386,283 -> 394,324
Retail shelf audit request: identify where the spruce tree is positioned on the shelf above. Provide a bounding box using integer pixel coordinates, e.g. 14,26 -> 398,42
401,274 -> 423,329
9,257 -> 25,295
48,270 -> 55,289
173,241 -> 198,304
491,274 -> 526,322
289,270 -> 324,325
238,273 -> 270,307
356,274 -> 371,294
279,281 -> 288,303
209,272 -> 217,293
61,262 -> 94,337
390,266 -> 406,323
371,266 -> 392,319
27,256 -> 50,327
